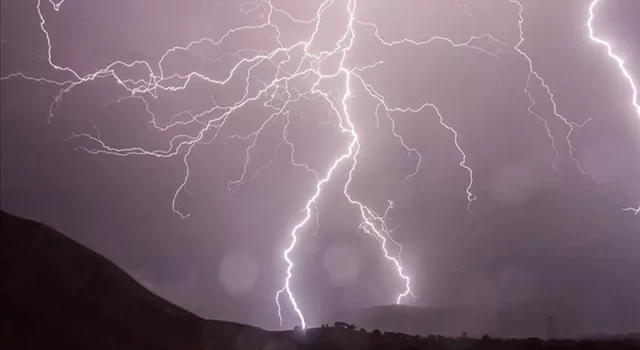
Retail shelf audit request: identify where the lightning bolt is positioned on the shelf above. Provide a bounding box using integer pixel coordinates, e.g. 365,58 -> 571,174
2,0 -> 638,332
509,0 -> 592,174
586,0 -> 640,215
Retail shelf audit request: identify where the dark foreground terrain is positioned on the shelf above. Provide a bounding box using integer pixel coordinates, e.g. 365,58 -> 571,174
330,303 -> 640,339
2,210 -> 638,350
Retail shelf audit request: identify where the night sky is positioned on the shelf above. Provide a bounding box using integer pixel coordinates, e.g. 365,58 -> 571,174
1,0 -> 639,331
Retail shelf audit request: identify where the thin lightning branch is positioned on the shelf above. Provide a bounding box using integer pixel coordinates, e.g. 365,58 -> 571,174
354,74 -> 478,213
3,0 -> 636,333
338,7 -> 417,302
509,0 -> 592,174
587,0 -> 640,215
350,17 -> 511,213
0,0 -> 516,329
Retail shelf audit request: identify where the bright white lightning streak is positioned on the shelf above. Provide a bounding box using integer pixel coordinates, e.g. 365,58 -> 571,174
7,0 -> 633,333
623,207 -> 640,215
1,0 -> 503,329
587,0 -> 640,215
6,0 -> 431,329
274,0 -> 512,327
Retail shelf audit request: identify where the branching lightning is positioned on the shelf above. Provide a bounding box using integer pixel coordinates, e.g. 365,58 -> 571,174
2,0 -> 639,331
509,0 -> 592,174
586,0 -> 640,215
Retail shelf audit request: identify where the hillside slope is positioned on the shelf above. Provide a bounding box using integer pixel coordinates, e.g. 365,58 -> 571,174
2,210 -> 229,349
3,210 -> 638,350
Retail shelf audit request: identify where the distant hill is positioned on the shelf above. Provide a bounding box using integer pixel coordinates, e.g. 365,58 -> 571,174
2,210 -> 638,350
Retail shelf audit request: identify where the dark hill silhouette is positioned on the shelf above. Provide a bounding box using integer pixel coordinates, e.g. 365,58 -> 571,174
330,304 -> 494,338
2,210 -> 638,350
331,300 -> 640,339
1,210 -> 269,350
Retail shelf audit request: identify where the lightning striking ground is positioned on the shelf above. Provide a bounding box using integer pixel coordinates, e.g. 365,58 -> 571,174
2,0 -> 639,331
586,0 -> 640,215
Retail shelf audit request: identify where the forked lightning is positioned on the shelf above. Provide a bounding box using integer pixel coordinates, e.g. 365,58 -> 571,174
1,0 -> 638,331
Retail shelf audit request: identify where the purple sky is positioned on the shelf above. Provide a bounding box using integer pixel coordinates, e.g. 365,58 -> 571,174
1,0 -> 639,331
